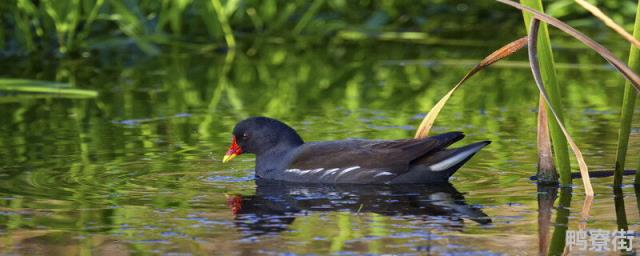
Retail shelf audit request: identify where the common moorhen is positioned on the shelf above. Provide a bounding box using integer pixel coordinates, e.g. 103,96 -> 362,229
223,117 -> 490,184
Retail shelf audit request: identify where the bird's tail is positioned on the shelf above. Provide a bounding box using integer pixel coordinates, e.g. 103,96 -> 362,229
391,141 -> 490,183
425,141 -> 491,173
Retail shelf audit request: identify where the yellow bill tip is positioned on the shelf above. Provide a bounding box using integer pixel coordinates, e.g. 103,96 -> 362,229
222,153 -> 238,163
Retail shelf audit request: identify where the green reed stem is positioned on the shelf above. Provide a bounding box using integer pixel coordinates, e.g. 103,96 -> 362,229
614,187 -> 629,231
618,1 -> 640,185
521,0 -> 571,185
210,0 -> 236,49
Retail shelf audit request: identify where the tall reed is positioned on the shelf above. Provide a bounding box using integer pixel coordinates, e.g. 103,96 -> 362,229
520,0 -> 571,185
615,0 -> 640,186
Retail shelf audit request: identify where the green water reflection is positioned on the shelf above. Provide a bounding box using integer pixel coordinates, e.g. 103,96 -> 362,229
1,39 -> 640,254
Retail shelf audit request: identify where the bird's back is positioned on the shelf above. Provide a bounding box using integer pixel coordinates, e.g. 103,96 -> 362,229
258,132 -> 471,184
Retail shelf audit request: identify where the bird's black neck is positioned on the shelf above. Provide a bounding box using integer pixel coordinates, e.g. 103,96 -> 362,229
255,142 -> 301,177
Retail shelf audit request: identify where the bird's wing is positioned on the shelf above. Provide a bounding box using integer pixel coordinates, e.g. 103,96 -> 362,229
275,132 -> 465,183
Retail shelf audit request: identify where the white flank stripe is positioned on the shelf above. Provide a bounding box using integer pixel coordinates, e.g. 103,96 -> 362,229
318,168 -> 338,180
325,168 -> 339,173
285,169 -> 311,175
320,168 -> 339,179
373,171 -> 393,177
284,169 -> 298,173
335,166 -> 360,179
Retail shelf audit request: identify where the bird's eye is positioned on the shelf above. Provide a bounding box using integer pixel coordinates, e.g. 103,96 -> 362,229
242,133 -> 248,139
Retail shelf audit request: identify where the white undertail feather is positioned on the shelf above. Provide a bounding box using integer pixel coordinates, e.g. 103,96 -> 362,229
428,143 -> 486,172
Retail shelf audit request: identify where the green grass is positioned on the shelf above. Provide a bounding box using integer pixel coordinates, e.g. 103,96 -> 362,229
3,0 -> 633,56
0,78 -> 97,97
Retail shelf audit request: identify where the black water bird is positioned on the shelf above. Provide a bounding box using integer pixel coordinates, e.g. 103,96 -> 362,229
223,117 -> 489,184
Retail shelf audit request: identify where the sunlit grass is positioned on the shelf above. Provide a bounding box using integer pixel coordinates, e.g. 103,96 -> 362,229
7,0 -> 633,56
0,78 -> 97,97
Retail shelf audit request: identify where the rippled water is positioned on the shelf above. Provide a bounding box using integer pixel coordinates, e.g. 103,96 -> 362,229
1,41 -> 640,255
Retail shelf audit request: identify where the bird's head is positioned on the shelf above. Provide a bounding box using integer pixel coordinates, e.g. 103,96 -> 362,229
222,117 -> 303,163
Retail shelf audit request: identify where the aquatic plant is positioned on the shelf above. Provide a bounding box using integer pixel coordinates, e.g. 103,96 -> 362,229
416,0 -> 640,195
614,2 -> 640,185
5,1 -> 631,56
573,0 -> 640,187
0,78 -> 97,97
520,0 -> 570,185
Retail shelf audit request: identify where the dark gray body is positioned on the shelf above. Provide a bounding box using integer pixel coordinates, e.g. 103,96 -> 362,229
254,132 -> 490,184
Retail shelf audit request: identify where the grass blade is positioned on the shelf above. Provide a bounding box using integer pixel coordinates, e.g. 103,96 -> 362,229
498,0 -> 640,93
414,36 -> 528,138
579,195 -> 594,231
575,0 -> 640,49
0,79 -> 71,88
0,78 -> 97,97
109,1 -> 159,55
528,19 -> 593,196
293,0 -> 325,35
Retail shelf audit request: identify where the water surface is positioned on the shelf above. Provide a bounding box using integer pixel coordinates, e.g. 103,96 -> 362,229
1,41 -> 640,255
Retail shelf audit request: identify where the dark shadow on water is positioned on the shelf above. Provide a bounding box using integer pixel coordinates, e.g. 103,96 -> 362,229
226,180 -> 491,237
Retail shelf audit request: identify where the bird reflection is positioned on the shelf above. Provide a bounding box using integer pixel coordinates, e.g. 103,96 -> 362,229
227,180 -> 491,237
